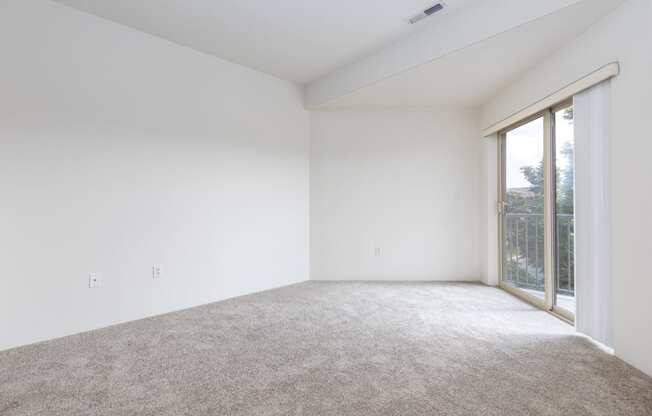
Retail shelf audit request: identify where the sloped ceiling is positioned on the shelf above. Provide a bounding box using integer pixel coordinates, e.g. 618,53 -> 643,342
307,0 -> 625,109
53,0 -> 478,84
54,0 -> 624,109
315,0 -> 625,110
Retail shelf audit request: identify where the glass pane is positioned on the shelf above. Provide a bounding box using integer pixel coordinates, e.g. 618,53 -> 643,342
503,117 -> 545,300
554,106 -> 575,315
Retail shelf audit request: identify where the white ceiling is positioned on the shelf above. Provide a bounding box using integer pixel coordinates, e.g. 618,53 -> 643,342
54,0 -> 479,85
317,0 -> 624,110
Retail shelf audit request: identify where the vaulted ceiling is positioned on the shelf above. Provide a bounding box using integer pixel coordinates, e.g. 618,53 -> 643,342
54,0 -> 478,84
54,0 -> 625,109
315,0 -> 624,110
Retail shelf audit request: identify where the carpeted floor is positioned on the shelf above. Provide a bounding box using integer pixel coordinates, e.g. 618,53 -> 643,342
1,281 -> 651,416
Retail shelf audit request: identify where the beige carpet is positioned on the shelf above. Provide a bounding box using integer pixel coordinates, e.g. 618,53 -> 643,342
1,281 -> 651,415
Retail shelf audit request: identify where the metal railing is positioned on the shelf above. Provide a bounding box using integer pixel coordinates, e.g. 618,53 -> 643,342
555,213 -> 575,296
503,213 -> 574,296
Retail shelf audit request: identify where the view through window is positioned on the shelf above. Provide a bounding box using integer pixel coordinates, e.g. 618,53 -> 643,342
554,105 -> 575,315
502,116 -> 545,301
500,104 -> 576,318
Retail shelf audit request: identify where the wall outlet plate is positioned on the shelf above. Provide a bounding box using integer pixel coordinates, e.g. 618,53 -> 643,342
88,273 -> 101,288
152,265 -> 161,279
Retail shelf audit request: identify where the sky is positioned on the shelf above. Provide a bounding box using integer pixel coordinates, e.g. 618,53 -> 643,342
505,108 -> 574,189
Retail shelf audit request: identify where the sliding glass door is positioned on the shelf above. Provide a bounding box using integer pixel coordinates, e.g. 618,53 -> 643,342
499,103 -> 576,320
501,116 -> 546,304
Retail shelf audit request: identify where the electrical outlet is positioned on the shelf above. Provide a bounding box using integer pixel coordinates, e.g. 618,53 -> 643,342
152,265 -> 161,279
374,247 -> 382,257
88,273 -> 101,288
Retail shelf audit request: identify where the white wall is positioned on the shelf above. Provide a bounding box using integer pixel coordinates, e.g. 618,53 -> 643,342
310,109 -> 482,281
0,0 -> 310,351
482,0 -> 652,376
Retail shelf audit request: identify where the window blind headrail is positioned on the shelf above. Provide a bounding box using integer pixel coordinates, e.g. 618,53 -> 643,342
483,62 -> 620,137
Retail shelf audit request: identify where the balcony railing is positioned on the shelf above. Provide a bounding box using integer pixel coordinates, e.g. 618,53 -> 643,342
503,213 -> 574,296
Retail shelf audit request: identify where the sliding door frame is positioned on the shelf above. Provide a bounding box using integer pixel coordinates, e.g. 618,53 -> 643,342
497,104 -> 574,323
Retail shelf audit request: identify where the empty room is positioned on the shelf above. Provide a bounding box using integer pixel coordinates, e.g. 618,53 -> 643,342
1,0 -> 651,415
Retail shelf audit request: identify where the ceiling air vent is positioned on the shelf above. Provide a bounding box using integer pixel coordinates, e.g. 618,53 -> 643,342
409,2 -> 446,24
